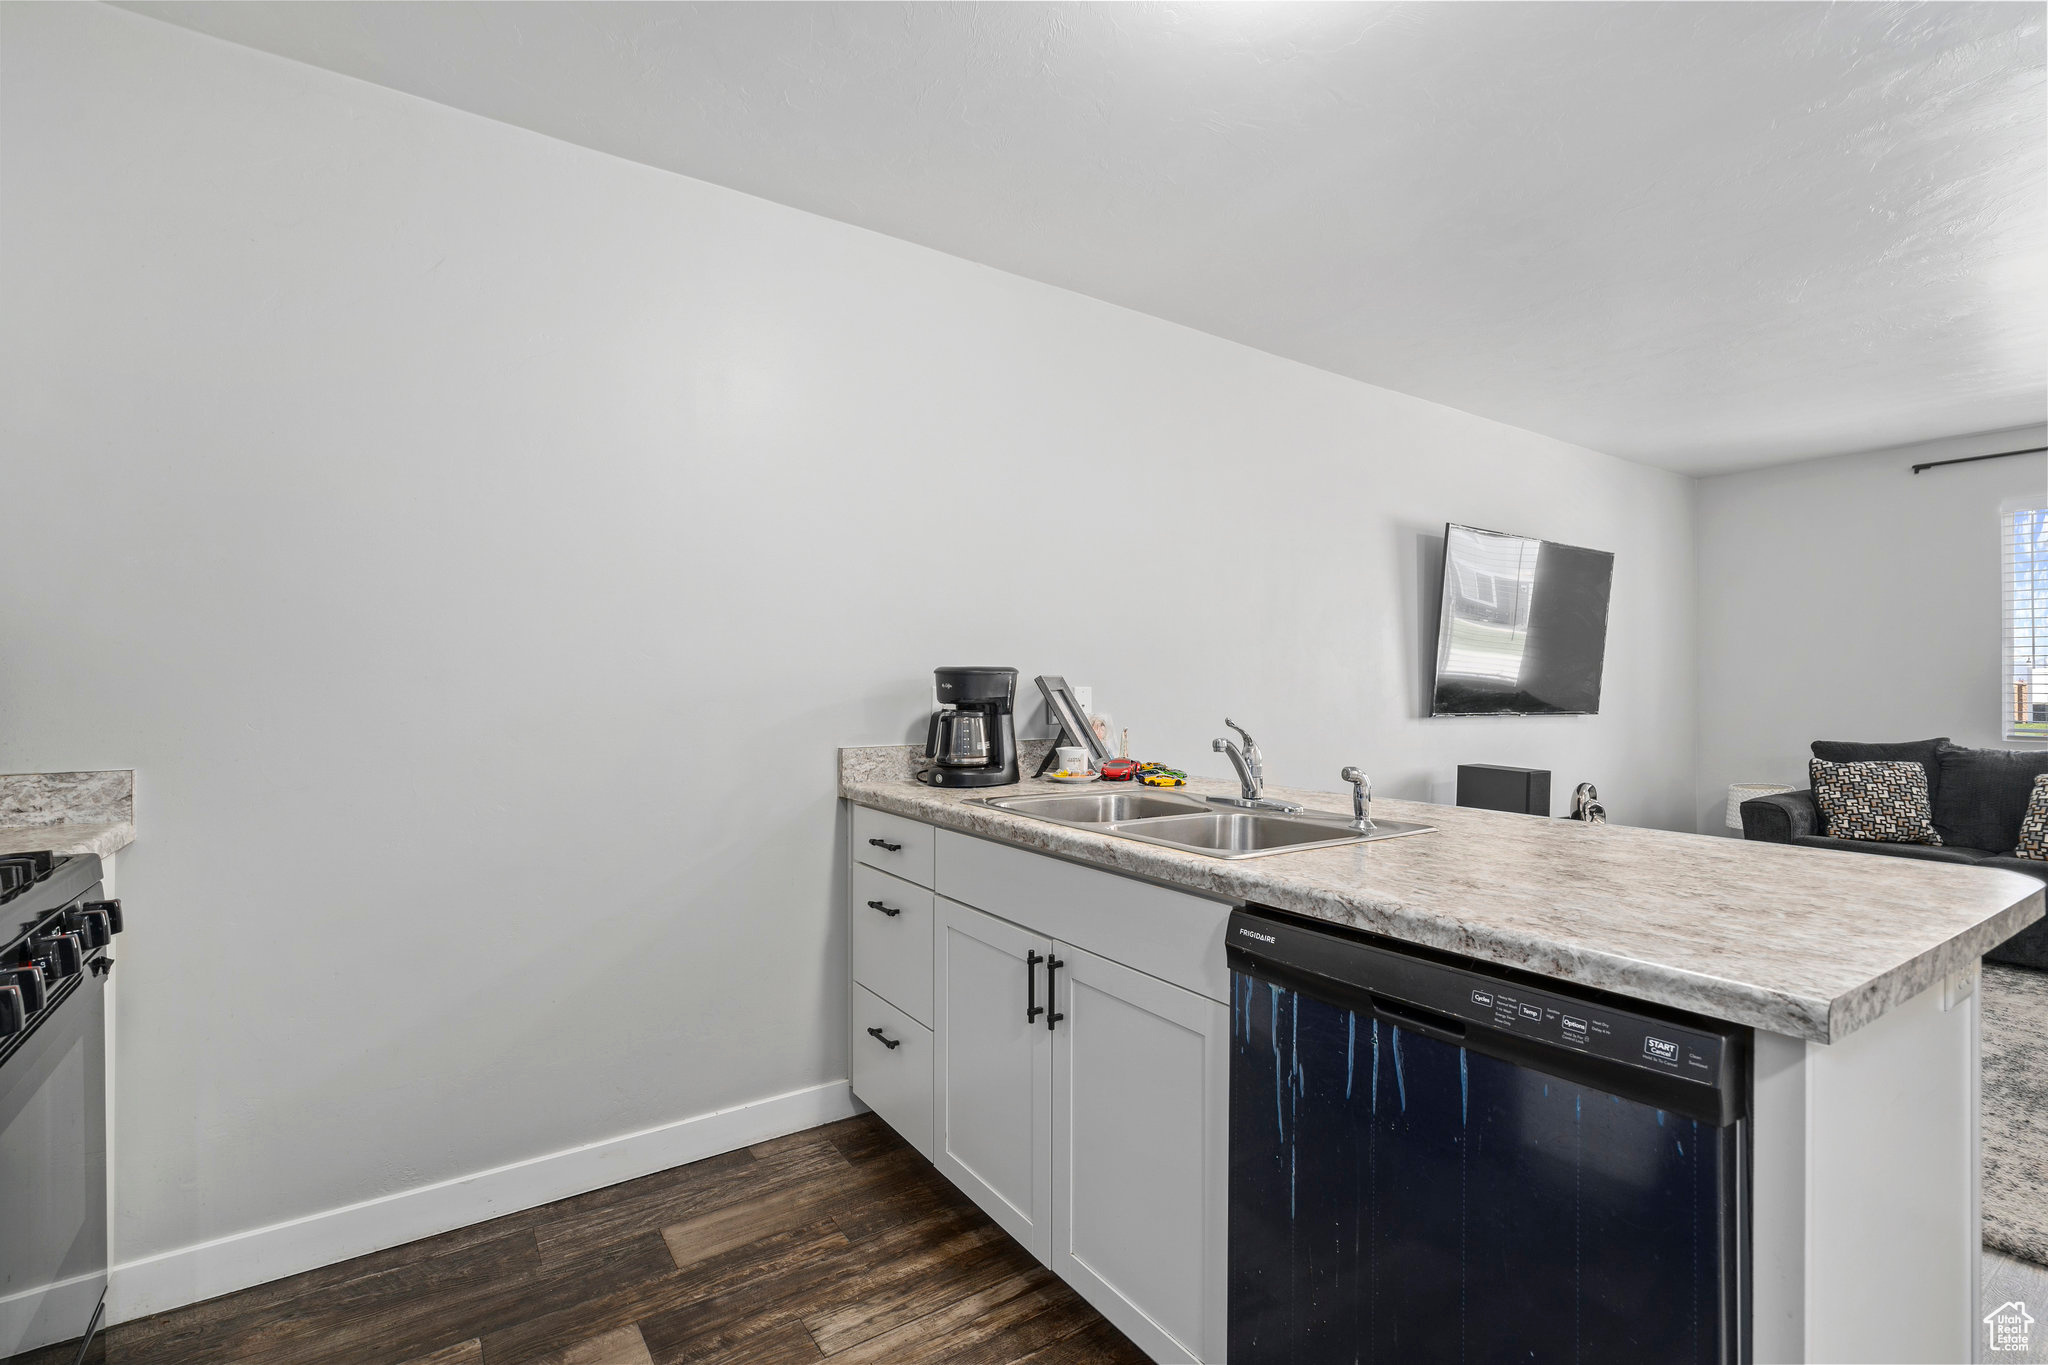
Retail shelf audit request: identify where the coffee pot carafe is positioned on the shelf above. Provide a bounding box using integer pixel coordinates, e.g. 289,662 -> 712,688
928,708 -> 992,768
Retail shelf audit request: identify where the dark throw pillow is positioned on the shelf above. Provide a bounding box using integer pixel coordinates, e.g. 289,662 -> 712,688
2017,775 -> 2048,861
1809,758 -> 1942,846
1934,746 -> 2048,852
1810,738 -> 1952,809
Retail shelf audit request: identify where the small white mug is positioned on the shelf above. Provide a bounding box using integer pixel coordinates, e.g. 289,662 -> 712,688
1055,746 -> 1088,773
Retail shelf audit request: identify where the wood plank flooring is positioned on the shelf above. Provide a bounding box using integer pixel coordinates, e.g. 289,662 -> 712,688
82,1115 -> 1146,1365
63,1109 -> 2048,1363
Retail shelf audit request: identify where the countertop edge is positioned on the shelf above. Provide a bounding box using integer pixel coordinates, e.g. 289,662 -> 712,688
1824,882 -> 2045,1041
839,777 -> 2038,1045
0,821 -> 135,859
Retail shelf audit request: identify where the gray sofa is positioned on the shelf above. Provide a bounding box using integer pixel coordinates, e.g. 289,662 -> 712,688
1741,737 -> 2048,968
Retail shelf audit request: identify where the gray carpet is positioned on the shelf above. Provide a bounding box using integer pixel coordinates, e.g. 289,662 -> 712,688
1984,964 -> 2048,1266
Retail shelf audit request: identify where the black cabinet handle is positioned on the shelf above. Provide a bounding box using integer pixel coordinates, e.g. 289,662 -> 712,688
866,899 -> 901,918
867,838 -> 903,853
1046,954 -> 1065,1031
866,1026 -> 902,1050
1026,950 -> 1044,1022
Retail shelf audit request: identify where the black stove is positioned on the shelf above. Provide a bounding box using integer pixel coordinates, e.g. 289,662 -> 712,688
0,851 -> 115,1044
1,848 -> 120,1365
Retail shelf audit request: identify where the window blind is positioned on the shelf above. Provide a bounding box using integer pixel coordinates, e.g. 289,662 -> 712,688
2005,505 -> 2048,740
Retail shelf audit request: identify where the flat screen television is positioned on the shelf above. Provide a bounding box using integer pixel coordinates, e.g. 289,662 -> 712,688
1431,524 -> 1614,717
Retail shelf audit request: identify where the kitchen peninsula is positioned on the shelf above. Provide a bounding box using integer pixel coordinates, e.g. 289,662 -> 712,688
841,743 -> 2044,1364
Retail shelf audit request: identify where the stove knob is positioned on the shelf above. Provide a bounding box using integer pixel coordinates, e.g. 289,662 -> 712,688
0,982 -> 21,1037
36,933 -> 83,980
4,964 -> 46,1014
69,909 -> 110,950
83,899 -> 123,934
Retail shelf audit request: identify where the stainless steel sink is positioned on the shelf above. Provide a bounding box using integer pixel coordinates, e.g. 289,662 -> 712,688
1104,811 -> 1356,855
970,789 -> 1434,859
982,791 -> 1210,823
1107,811 -> 1435,858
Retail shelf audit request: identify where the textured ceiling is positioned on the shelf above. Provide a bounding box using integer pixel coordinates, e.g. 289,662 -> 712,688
118,1 -> 2048,475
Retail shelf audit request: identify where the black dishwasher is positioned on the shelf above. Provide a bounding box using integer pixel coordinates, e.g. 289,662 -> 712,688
1227,906 -> 1749,1365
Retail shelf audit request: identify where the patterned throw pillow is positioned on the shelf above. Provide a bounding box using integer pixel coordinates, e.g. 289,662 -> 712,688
1809,758 -> 1943,846
2017,774 -> 2048,861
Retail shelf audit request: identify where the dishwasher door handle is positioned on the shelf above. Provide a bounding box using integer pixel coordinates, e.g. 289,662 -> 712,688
1369,993 -> 1466,1045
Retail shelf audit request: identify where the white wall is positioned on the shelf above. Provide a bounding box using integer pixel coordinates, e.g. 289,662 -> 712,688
1695,426 -> 2048,833
1,2 -> 1696,1307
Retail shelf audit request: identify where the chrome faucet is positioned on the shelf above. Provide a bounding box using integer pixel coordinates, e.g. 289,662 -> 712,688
1208,719 -> 1302,812
1340,767 -> 1374,831
1212,738 -> 1256,798
1570,782 -> 1607,824
1214,719 -> 1263,802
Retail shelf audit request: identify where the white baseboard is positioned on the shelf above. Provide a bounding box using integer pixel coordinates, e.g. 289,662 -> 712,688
106,1078 -> 857,1327
0,1267 -> 105,1359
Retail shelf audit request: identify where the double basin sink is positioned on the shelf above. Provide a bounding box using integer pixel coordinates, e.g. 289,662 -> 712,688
969,789 -> 1434,860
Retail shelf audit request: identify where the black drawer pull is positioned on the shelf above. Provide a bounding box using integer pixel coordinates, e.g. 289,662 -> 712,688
866,899 -> 901,918
1046,954 -> 1065,1031
866,1026 -> 902,1050
1026,950 -> 1044,1022
867,838 -> 903,853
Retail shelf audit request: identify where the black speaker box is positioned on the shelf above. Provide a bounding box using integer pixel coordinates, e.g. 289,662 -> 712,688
1456,764 -> 1551,816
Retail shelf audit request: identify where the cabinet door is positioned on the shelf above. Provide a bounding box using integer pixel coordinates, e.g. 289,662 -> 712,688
1052,941 -> 1229,1365
934,897 -> 1053,1262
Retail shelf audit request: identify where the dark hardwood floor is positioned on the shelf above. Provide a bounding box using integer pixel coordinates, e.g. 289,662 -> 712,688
83,1115 -> 1148,1365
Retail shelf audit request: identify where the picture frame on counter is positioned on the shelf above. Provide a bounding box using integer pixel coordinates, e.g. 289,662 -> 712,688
1035,675 -> 1112,775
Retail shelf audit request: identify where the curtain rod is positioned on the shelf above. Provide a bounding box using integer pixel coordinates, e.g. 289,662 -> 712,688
1910,445 -> 2048,474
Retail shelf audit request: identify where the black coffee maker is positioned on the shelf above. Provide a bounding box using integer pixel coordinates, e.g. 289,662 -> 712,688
920,667 -> 1020,787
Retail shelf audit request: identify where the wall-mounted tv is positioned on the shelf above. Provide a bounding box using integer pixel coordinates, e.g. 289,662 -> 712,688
1431,524 -> 1614,717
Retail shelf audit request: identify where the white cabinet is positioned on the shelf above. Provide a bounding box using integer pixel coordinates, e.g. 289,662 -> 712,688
934,897 -> 1053,1261
930,901 -> 1228,1364
1051,944 -> 1229,1365
849,812 -> 1232,1364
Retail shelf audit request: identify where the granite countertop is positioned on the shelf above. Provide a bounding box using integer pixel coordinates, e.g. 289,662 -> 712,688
0,770 -> 135,859
840,745 -> 2043,1043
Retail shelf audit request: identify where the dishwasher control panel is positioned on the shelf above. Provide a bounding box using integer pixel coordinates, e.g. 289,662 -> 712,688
1448,977 -> 1725,1087
1227,908 -> 1741,1098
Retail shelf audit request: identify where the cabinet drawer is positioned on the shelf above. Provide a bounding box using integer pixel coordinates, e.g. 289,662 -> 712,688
854,806 -> 936,888
852,864 -> 934,1026
852,985 -> 933,1161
